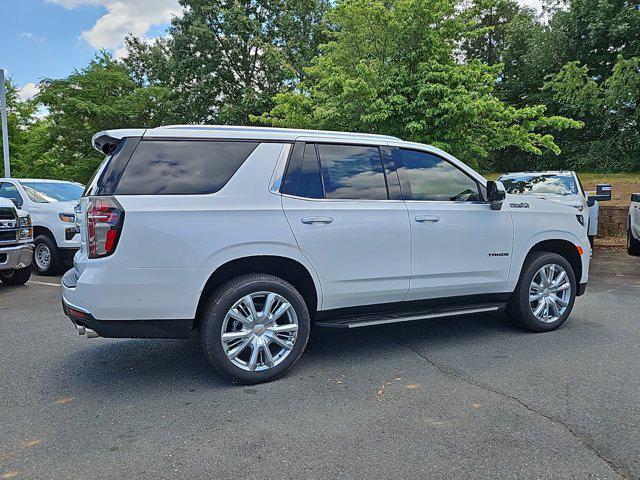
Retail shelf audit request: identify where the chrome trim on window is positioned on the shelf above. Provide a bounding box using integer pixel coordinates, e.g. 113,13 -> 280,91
269,143 -> 293,194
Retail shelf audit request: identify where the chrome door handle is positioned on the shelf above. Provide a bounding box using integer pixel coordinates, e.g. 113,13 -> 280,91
414,215 -> 440,223
301,216 -> 334,225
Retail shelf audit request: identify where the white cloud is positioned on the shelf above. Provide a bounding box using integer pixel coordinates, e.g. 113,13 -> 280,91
46,0 -> 180,50
18,82 -> 40,101
19,32 -> 45,43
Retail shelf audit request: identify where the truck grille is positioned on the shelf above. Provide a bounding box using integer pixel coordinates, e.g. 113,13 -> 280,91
0,207 -> 17,221
0,209 -> 19,245
0,229 -> 18,244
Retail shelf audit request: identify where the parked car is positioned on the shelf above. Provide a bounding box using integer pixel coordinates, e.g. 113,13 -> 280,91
0,178 -> 84,275
62,126 -> 592,384
628,193 -> 640,256
0,197 -> 33,285
497,171 -> 611,245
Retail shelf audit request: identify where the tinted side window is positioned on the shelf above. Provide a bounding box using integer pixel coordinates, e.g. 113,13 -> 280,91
0,183 -> 22,204
297,143 -> 324,199
115,140 -> 258,195
317,144 -> 388,200
399,149 -> 480,202
281,142 -> 304,196
281,142 -> 323,199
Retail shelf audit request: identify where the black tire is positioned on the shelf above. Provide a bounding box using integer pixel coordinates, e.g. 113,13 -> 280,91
588,235 -> 595,249
507,252 -> 577,332
627,221 -> 640,256
0,266 -> 32,286
33,235 -> 62,275
200,274 -> 311,384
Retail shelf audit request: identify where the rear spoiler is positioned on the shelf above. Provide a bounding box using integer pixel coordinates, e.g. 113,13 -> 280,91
92,129 -> 146,154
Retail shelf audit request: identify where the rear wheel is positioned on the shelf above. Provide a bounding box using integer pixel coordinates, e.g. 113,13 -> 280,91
628,222 -> 640,256
33,235 -> 61,276
507,252 -> 576,332
200,274 -> 311,384
0,266 -> 32,286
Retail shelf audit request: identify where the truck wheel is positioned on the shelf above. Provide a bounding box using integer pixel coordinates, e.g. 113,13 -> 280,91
0,266 -> 32,286
507,252 -> 576,332
628,223 -> 640,256
33,235 -> 61,275
200,274 -> 311,384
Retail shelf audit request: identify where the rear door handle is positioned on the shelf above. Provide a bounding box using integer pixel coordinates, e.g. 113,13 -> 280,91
301,216 -> 334,225
414,215 -> 440,223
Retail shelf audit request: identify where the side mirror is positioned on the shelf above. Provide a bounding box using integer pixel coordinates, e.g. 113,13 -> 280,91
587,183 -> 612,207
632,193 -> 640,203
486,181 -> 506,211
596,183 -> 612,201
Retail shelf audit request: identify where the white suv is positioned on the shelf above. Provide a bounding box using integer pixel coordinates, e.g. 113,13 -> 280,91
0,179 -> 84,275
62,126 -> 591,384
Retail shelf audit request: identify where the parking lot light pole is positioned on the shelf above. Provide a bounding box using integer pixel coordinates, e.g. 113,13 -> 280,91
1,68 -> 10,178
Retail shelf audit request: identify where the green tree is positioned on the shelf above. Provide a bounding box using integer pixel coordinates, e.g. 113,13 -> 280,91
0,79 -> 38,177
475,0 -> 640,172
459,0 -> 523,66
124,0 -> 330,125
257,0 -> 580,168
30,52 -> 172,183
543,58 -> 640,171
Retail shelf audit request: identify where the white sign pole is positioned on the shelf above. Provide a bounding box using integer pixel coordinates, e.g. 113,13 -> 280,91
0,68 -> 10,178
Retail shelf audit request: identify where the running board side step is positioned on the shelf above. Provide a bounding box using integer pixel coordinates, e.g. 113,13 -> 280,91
314,302 -> 506,329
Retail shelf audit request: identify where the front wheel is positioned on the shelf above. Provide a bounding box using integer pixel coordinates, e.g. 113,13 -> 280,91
0,266 -> 32,286
507,252 -> 577,332
200,274 -> 311,384
33,235 -> 61,276
628,222 -> 640,256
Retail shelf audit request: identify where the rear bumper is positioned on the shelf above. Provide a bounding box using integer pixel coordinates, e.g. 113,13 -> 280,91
59,247 -> 79,266
61,295 -> 193,339
0,243 -> 33,271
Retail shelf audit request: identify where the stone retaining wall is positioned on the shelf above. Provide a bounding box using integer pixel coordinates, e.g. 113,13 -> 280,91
598,206 -> 629,237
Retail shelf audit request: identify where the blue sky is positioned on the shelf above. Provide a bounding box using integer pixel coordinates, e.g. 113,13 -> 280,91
1,0 -> 542,102
0,0 -> 180,100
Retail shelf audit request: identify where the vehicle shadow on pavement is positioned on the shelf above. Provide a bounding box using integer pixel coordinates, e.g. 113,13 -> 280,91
53,312 -> 526,392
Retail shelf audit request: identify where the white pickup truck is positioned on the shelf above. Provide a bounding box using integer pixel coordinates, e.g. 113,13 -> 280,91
0,197 -> 33,285
629,193 -> 640,256
0,178 -> 84,275
498,171 -> 612,244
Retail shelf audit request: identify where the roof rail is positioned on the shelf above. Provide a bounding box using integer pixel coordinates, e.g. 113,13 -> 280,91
160,125 -> 402,141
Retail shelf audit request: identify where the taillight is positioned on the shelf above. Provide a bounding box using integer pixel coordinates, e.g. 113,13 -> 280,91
86,196 -> 124,259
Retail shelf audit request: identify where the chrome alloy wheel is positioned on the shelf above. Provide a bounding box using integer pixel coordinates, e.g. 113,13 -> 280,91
34,243 -> 51,271
221,291 -> 299,372
529,264 -> 572,323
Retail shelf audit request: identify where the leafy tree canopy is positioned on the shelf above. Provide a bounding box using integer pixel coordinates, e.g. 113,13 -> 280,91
256,0 -> 581,168
124,0 -> 331,125
25,53 -> 171,182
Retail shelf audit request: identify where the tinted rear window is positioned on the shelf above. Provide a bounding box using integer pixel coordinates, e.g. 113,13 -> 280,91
115,140 -> 258,195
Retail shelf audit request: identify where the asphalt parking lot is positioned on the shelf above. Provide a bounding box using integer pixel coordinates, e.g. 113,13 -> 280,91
1,252 -> 639,479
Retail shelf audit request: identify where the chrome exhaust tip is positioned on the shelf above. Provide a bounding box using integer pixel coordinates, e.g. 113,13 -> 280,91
84,328 -> 99,338
75,324 -> 99,339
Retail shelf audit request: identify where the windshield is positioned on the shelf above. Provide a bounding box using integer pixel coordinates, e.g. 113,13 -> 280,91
499,174 -> 578,196
21,182 -> 84,203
